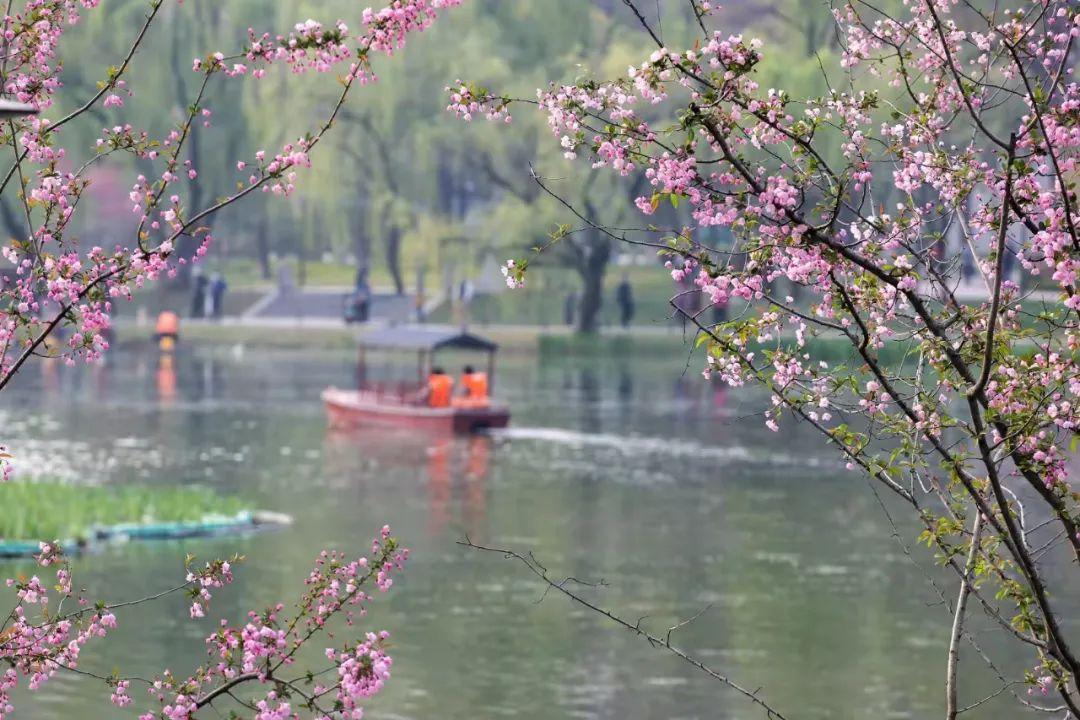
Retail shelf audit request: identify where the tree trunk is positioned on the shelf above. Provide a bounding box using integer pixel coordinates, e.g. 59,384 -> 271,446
385,226 -> 404,295
255,212 -> 271,280
354,200 -> 371,272
355,232 -> 371,274
576,238 -> 611,334
436,159 -> 455,216
298,240 -> 307,289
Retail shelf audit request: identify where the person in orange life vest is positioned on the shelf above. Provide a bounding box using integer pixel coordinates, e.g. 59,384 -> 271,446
426,367 -> 454,408
459,364 -> 489,407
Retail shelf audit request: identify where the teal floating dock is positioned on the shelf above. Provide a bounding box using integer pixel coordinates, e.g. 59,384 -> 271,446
0,510 -> 292,559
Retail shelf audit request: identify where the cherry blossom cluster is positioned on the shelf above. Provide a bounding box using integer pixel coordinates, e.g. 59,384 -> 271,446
0,542 -> 215,719
445,80 -> 511,123
141,527 -> 407,719
500,258 -> 524,289
185,557 -> 236,620
202,0 -> 464,85
0,528 -> 408,719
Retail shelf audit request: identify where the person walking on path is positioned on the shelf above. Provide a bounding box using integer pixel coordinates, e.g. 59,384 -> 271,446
564,289 -> 577,327
350,267 -> 371,323
210,273 -> 228,320
190,271 -> 209,319
615,273 -> 635,329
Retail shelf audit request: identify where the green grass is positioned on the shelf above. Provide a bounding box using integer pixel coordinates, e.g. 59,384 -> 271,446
533,329 -> 942,366
200,258 -> 397,289
537,332 -> 697,357
431,262 -> 1065,331
0,481 -> 246,541
124,287 -> 266,319
430,265 -> 680,328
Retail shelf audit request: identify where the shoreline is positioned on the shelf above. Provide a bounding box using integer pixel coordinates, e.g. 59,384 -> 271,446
113,319 -> 705,355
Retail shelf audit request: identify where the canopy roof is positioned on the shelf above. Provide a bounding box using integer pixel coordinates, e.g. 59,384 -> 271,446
357,325 -> 498,352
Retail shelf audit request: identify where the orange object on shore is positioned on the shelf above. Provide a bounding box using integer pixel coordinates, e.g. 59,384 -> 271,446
156,311 -> 179,352
428,373 -> 453,408
156,311 -> 179,337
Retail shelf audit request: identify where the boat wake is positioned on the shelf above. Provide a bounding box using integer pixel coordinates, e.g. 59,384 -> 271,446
487,426 -> 823,467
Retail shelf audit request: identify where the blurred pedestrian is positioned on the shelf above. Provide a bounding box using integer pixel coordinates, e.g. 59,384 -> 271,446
210,272 -> 228,320
351,267 -> 371,323
960,248 -> 976,286
615,272 -> 635,329
564,289 -> 577,327
190,271 -> 208,318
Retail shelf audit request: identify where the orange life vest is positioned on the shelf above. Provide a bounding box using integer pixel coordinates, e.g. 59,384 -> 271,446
462,372 -> 489,399
428,374 -> 454,408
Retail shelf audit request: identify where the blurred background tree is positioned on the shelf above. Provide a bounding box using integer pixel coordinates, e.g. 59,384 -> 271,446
18,0 -> 854,330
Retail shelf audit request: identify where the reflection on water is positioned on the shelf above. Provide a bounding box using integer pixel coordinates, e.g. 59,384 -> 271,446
156,354 -> 177,403
1,345 -> 1074,719
322,429 -> 492,542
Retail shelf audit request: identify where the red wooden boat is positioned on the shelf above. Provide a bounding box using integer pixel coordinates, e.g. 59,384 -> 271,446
323,325 -> 511,434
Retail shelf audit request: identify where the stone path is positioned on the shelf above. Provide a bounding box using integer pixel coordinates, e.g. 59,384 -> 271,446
246,286 -> 416,323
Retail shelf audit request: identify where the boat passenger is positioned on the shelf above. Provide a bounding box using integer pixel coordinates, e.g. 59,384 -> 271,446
427,367 -> 454,408
459,365 -> 489,407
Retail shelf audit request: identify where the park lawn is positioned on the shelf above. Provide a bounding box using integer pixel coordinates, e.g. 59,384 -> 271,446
430,264 -> 681,328
122,258 -> 401,320
438,263 -> 1067,335
202,258 -> 397,290
0,481 -> 246,541
124,287 -> 267,319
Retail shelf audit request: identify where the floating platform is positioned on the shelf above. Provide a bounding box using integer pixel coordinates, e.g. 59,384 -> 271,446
0,510 -> 293,559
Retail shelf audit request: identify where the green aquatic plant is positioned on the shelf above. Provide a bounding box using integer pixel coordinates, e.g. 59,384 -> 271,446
0,481 -> 246,541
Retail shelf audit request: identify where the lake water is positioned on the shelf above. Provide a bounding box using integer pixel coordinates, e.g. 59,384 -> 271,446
1,340 -> 1074,719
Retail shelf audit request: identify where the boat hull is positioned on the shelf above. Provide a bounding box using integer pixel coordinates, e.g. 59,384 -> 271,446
322,388 -> 510,434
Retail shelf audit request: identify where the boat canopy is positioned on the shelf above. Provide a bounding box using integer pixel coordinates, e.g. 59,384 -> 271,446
357,325 -> 498,353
